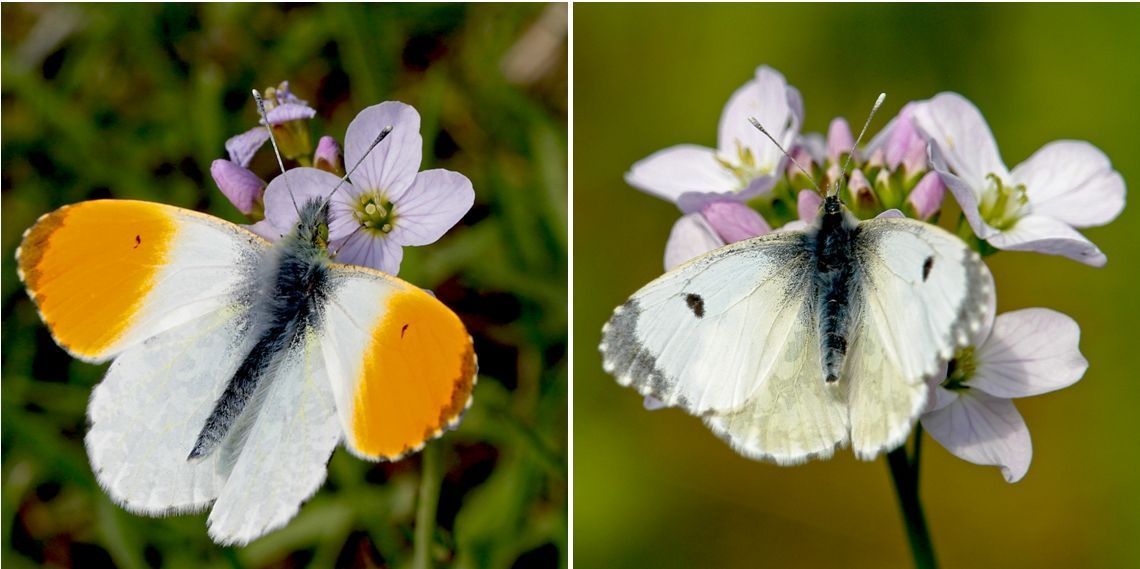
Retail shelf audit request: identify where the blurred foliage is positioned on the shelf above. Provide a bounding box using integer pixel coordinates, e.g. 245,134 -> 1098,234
575,3 -> 1140,569
2,3 -> 566,569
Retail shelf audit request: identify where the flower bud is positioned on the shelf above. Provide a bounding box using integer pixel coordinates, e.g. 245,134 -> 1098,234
701,200 -> 770,243
849,168 -> 877,210
907,170 -> 946,220
314,136 -> 344,176
826,117 -> 854,163
211,159 -> 266,217
797,189 -> 823,225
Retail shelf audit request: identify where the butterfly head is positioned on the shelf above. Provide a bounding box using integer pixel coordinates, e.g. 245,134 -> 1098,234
295,199 -> 331,251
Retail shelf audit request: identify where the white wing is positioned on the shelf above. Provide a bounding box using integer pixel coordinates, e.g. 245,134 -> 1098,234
86,306 -> 256,514
846,217 -> 992,459
600,232 -> 816,415
702,299 -> 850,464
206,329 -> 342,546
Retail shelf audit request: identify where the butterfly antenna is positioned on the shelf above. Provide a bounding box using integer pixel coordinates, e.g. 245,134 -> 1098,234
831,92 -> 886,198
252,88 -> 300,215
748,116 -> 822,194
321,125 -> 393,205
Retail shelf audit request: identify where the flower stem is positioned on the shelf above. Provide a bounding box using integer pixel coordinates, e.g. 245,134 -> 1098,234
413,442 -> 443,569
887,443 -> 938,569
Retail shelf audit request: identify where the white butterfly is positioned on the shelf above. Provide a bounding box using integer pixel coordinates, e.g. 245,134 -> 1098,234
600,191 -> 992,464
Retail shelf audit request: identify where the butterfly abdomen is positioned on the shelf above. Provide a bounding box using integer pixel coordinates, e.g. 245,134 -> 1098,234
813,198 -> 861,383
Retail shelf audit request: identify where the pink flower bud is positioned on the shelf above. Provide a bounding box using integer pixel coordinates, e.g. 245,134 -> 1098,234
211,159 -> 266,216
827,117 -> 854,163
908,170 -> 946,219
701,200 -> 770,243
314,136 -> 344,175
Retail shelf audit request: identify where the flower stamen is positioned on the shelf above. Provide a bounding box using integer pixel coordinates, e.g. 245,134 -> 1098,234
354,192 -> 397,235
979,173 -> 1029,230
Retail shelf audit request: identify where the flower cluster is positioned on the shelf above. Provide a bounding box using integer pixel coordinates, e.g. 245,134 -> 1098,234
629,65 -> 1125,482
210,81 -> 474,275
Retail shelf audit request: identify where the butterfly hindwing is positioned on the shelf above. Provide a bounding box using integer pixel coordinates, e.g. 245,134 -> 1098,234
86,306 -> 256,515
319,265 -> 477,461
206,328 -> 342,546
846,217 -> 992,458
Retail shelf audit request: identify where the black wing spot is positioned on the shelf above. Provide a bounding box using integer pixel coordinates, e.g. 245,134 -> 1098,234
401,323 -> 409,338
684,294 -> 705,318
134,235 -> 142,248
922,256 -> 934,281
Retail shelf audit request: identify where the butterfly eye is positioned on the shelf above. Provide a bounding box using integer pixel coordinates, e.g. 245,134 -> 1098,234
317,222 -> 329,247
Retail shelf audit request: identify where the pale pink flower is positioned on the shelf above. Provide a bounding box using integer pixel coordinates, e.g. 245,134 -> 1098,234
922,303 -> 1087,483
626,66 -> 803,205
913,92 -> 1125,267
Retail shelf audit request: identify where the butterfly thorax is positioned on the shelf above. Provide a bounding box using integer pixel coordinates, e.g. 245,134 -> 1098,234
188,200 -> 332,461
812,196 -> 861,383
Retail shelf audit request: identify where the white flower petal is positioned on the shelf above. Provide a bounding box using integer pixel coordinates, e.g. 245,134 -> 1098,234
971,309 -> 1088,399
345,101 -> 423,201
925,380 -> 957,414
922,390 -> 1032,483
932,166 -> 1000,240
625,145 -> 739,203
912,93 -> 1009,191
717,66 -> 799,176
389,169 -> 474,246
987,214 -> 1107,267
663,213 -> 724,271
1010,140 -> 1126,228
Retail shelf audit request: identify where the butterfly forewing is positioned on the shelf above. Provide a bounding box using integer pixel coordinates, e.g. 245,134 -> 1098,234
601,231 -> 816,415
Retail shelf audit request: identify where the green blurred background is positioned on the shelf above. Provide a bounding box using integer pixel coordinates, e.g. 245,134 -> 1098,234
575,4 -> 1139,568
2,3 -> 566,568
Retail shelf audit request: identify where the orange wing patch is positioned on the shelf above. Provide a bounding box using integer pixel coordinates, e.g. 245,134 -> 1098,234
17,200 -> 176,360
351,288 -> 476,460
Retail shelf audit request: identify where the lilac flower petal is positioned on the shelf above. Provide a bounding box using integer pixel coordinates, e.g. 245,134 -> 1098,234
971,309 -> 1088,399
907,171 -> 945,219
643,396 -> 666,411
244,220 -> 281,241
718,66 -> 799,177
626,145 -> 740,204
826,118 -> 854,162
262,167 -> 348,234
345,101 -> 423,201
701,201 -> 770,243
334,229 -> 404,275
314,136 -> 344,174
986,214 -> 1107,267
912,93 -> 1009,191
1010,140 -> 1126,228
266,102 -> 317,125
797,190 -> 822,224
225,127 -> 270,168
922,390 -> 1032,483
389,169 -> 475,246
876,209 -> 906,219
664,213 -> 724,271
210,159 -> 266,215
935,167 -> 999,240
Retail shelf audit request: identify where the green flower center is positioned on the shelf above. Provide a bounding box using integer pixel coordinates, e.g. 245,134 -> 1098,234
943,346 -> 977,391
978,173 -> 1029,230
354,192 -> 396,236
715,140 -> 771,190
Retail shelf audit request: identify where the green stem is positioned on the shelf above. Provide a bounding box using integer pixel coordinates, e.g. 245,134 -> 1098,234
887,444 -> 937,569
413,442 -> 443,569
